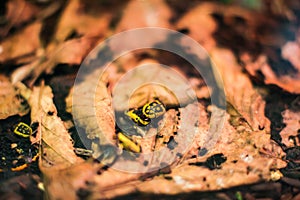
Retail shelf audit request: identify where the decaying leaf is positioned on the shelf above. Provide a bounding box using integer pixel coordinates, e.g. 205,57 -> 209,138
154,109 -> 179,150
51,0 -> 113,43
44,0 -> 114,60
34,36 -> 101,84
279,97 -> 300,147
63,74 -> 285,199
71,68 -> 117,165
43,162 -> 99,200
211,48 -> 271,132
112,60 -> 196,111
0,22 -> 42,64
282,40 -> 300,72
241,53 -> 300,94
175,2 -> 218,51
43,160 -> 143,200
28,85 -> 83,170
0,0 -> 40,38
0,75 -> 29,119
9,0 -> 114,85
238,26 -> 300,94
116,0 -> 173,32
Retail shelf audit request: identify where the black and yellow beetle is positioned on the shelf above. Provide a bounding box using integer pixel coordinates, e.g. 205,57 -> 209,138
125,100 -> 166,126
142,100 -> 166,119
13,122 -> 32,138
125,108 -> 151,126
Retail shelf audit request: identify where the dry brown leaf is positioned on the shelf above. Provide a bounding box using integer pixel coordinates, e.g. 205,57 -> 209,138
116,0 -> 173,32
0,75 -> 29,119
0,0 -> 40,38
236,27 -> 300,94
175,2 -> 277,53
282,41 -> 300,72
43,161 -> 141,200
241,53 -> 300,94
112,60 -> 196,111
10,0 -> 113,85
279,98 -> 300,147
28,85 -> 85,198
127,102 -> 283,195
51,0 -> 112,43
43,162 -> 99,200
48,37 -> 100,65
211,48 -> 271,132
175,2 -> 217,52
28,85 -> 83,170
71,68 -> 117,165
154,109 -> 178,150
11,36 -> 101,85
0,22 -> 42,64
94,75 -> 116,145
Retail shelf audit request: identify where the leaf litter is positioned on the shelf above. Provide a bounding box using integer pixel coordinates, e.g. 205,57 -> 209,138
0,0 -> 300,199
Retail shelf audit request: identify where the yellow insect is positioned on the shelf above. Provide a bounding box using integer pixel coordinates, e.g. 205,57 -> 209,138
142,100 -> 166,118
125,109 -> 150,126
117,132 -> 141,153
14,122 -> 32,138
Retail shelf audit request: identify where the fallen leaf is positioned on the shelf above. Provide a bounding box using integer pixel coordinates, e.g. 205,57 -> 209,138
51,0 -> 113,43
175,2 -> 217,52
282,40 -> 300,72
10,36 -> 101,85
211,48 -> 271,132
241,53 -> 300,94
0,22 -> 42,64
43,161 -> 142,200
0,0 -> 40,38
0,75 -> 29,119
279,98 -> 300,147
112,61 -> 197,111
43,162 -> 99,200
72,68 -> 117,165
116,0 -> 173,32
10,0 -> 113,85
28,85 -> 83,170
154,109 -> 179,150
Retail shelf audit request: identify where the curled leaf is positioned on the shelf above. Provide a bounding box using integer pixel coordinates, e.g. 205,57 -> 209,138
28,85 -> 83,170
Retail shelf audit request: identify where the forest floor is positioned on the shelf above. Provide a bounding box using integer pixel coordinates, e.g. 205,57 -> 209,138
0,0 -> 300,199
